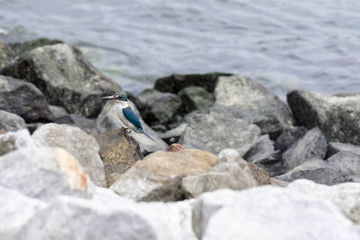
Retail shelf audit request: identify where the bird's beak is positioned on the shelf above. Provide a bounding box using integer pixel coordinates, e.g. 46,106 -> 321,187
101,95 -> 116,101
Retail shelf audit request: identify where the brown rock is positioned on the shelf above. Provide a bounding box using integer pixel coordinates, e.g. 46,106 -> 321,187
247,162 -> 271,185
94,128 -> 143,186
167,143 -> 184,152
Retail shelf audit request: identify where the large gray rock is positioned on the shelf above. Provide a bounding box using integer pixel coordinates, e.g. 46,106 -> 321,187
32,123 -> 106,187
0,75 -> 54,122
274,126 -> 307,152
327,151 -> 360,182
326,142 -> 360,159
180,112 -> 261,156
282,127 -> 327,171
212,75 -> 294,138
1,43 -> 121,117
0,110 -> 27,132
96,101 -> 167,155
0,129 -> 34,156
178,86 -> 214,114
192,187 -> 359,240
287,90 -> 360,145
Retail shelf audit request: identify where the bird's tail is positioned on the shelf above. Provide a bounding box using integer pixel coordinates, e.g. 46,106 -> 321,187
138,128 -> 155,142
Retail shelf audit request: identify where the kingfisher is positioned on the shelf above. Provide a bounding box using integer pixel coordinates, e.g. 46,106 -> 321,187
102,93 -> 154,141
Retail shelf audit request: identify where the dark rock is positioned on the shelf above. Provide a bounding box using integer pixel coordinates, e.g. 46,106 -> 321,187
1,43 -> 121,118
178,86 -> 214,114
9,38 -> 63,56
212,75 -> 294,137
180,112 -> 261,156
0,75 -> 54,122
287,89 -> 360,145
26,123 -> 44,134
94,128 -> 143,186
327,151 -> 360,182
0,110 -> 27,131
154,72 -> 232,93
326,142 -> 360,159
161,123 -> 187,144
0,40 -> 16,70
274,126 -> 307,152
276,159 -> 346,185
282,127 -> 327,171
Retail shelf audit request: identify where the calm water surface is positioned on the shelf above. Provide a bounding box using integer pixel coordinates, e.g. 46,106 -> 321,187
0,0 -> 359,98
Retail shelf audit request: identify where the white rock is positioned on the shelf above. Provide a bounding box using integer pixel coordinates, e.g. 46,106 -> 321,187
193,187 -> 359,240
32,123 -> 106,187
0,129 -> 34,156
288,179 -> 360,224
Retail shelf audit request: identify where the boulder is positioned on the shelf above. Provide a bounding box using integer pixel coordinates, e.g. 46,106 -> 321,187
0,110 -> 27,132
287,90 -> 360,145
110,149 -> 217,201
0,40 -> 16,70
274,126 -> 307,152
31,123 -> 106,187
327,151 -> 360,182
326,142 -> 360,159
180,112 -> 261,156
192,187 -> 359,240
212,75 -> 294,137
9,38 -> 63,56
94,128 -> 143,186
0,75 -> 54,122
96,101 -> 167,155
0,147 -> 90,200
282,127 -> 327,171
154,72 -> 232,94
1,43 -> 121,117
178,86 -> 214,114
0,129 -> 34,156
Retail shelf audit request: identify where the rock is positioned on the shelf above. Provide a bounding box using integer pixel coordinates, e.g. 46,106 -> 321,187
167,143 -> 185,152
276,158 -> 346,185
0,147 -> 90,200
31,123 -> 106,187
154,72 -> 232,94
192,187 -> 359,240
137,89 -> 182,126
0,186 -> 46,240
0,75 -> 54,122
161,123 -> 187,144
56,113 -> 98,135
110,149 -> 217,201
327,151 -> 360,182
326,142 -> 360,159
288,179 -> 360,224
0,129 -> 34,156
49,105 -> 68,119
247,162 -> 271,185
282,127 -> 327,171
287,90 -> 360,145
212,75 -> 294,137
0,110 -> 27,132
180,112 -> 261,156
9,38 -> 63,56
0,40 -> 16,70
178,86 -> 214,114
96,101 -> 168,155
274,126 -> 307,152
1,43 -> 121,117
94,128 -> 143,186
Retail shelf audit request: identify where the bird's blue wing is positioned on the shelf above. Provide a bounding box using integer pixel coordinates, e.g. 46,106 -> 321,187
122,107 -> 143,129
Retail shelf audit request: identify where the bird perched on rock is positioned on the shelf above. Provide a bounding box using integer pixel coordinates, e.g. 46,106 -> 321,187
102,93 -> 154,141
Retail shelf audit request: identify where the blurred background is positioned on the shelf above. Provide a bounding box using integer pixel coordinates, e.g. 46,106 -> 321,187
0,0 -> 359,98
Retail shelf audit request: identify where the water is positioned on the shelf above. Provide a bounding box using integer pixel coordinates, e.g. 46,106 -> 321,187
0,0 -> 359,98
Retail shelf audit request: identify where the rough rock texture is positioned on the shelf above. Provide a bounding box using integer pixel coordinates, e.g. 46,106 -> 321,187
9,38 -> 63,56
154,72 -> 232,94
288,179 -> 360,224
287,90 -> 360,145
110,149 -> 217,201
282,127 -> 327,171
137,89 -> 182,126
0,129 -> 34,156
0,75 -> 54,122
276,159 -> 346,185
326,142 -> 360,159
0,40 -> 16,70
274,126 -> 307,152
94,128 -> 143,186
212,75 -> 294,137
180,112 -> 261,156
55,113 -> 98,135
1,43 -> 121,117
192,187 -> 359,240
178,86 -> 214,114
0,110 -> 27,132
0,147 -> 90,200
161,123 -> 187,145
247,162 -> 271,185
31,123 -> 106,187
327,151 -> 360,182
96,101 -> 167,155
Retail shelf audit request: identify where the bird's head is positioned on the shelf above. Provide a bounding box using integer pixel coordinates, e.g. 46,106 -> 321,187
102,93 -> 128,102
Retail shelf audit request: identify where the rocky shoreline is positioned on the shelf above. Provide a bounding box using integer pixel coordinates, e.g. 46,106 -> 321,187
1,38 -> 360,239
